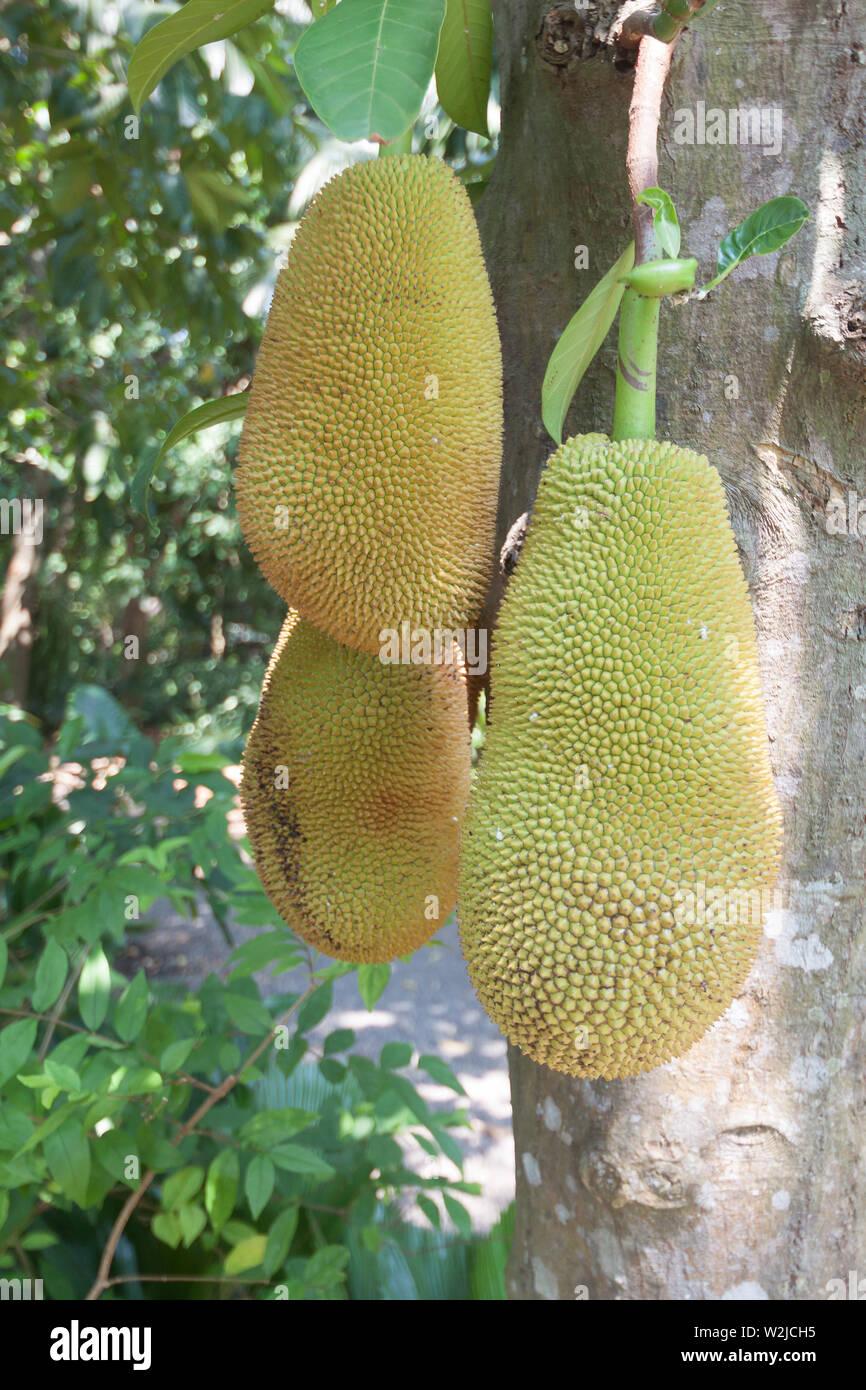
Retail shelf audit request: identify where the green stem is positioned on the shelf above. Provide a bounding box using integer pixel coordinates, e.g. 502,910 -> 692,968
612,289 -> 660,442
654,0 -> 721,43
378,128 -> 413,158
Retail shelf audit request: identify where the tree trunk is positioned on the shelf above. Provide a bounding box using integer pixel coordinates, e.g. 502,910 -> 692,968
0,525 -> 41,707
477,0 -> 866,1300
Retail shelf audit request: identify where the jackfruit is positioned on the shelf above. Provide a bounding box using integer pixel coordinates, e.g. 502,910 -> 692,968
235,154 -> 502,655
458,435 -> 782,1078
241,611 -> 471,963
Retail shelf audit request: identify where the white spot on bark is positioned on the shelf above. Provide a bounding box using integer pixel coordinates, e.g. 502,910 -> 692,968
696,1181 -> 717,1211
531,1258 -> 559,1300
764,324 -> 780,342
522,1152 -> 542,1187
554,1203 -> 574,1225
766,904 -> 834,971
790,1055 -> 830,1093
726,998 -> 750,1028
543,1097 -> 562,1132
722,1281 -> 769,1300
772,1189 -> 791,1210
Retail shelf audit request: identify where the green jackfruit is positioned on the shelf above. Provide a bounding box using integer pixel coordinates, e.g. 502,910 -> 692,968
235,154 -> 502,655
458,435 -> 782,1077
241,612 -> 471,963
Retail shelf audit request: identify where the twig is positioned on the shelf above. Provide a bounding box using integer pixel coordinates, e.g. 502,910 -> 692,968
626,34 -> 675,264
101,1273 -> 275,1288
84,983 -> 316,1301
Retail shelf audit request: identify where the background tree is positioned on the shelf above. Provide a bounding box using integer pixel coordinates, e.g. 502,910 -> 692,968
478,0 -> 866,1300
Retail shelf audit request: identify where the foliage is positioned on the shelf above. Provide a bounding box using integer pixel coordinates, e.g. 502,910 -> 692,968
0,689 -> 508,1299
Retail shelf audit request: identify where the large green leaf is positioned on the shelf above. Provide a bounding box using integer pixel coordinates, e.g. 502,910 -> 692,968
44,1118 -> 91,1206
0,1018 -> 39,1091
293,0 -> 447,143
435,0 -> 492,137
32,939 -> 69,1013
78,947 -> 111,1031
700,196 -> 809,293
129,392 -> 248,526
127,0 -> 277,112
541,242 -> 635,444
205,1149 -> 239,1234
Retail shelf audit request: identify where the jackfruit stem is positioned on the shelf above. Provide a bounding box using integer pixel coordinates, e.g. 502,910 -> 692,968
612,32 -> 671,442
612,287 -> 659,442
378,129 -> 413,158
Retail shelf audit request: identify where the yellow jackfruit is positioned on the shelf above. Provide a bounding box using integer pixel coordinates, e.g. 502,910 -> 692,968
458,435 -> 782,1078
235,154 -> 502,655
241,612 -> 471,962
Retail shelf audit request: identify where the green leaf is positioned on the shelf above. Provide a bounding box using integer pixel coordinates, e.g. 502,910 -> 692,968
318,1058 -> 346,1084
0,937 -> 8,990
305,1244 -> 351,1291
225,1233 -> 267,1275
293,0 -> 447,143
380,1041 -> 413,1070
152,1211 -> 182,1249
0,1018 -> 39,1091
268,1143 -> 336,1180
245,1154 -> 275,1219
295,982 -> 333,1034
418,1053 -> 466,1093
138,1130 -> 183,1172
113,970 -> 148,1043
417,1192 -> 440,1227
178,1201 -> 207,1248
224,992 -> 273,1035
435,0 -> 492,136
428,1124 -> 463,1169
443,1192 -> 472,1238
127,0 -> 276,112
704,195 -> 809,291
239,1109 -> 318,1149
78,947 -> 110,1031
357,962 -> 390,1010
129,393 -> 248,525
205,1149 -> 239,1234
160,1038 -> 196,1073
542,242 -> 635,444
323,1028 -> 356,1056
32,939 -> 68,1012
262,1205 -> 299,1277
44,1118 -> 90,1206
162,1165 -> 205,1211
636,186 -> 680,258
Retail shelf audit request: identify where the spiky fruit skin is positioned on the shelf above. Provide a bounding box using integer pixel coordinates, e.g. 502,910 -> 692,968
241,612 -> 471,962
458,435 -> 783,1078
235,154 -> 502,655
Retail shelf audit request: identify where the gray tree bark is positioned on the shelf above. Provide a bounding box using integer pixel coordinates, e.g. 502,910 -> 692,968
476,0 -> 866,1300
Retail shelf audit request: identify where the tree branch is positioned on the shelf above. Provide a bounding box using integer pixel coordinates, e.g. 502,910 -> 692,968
626,34 -> 675,264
